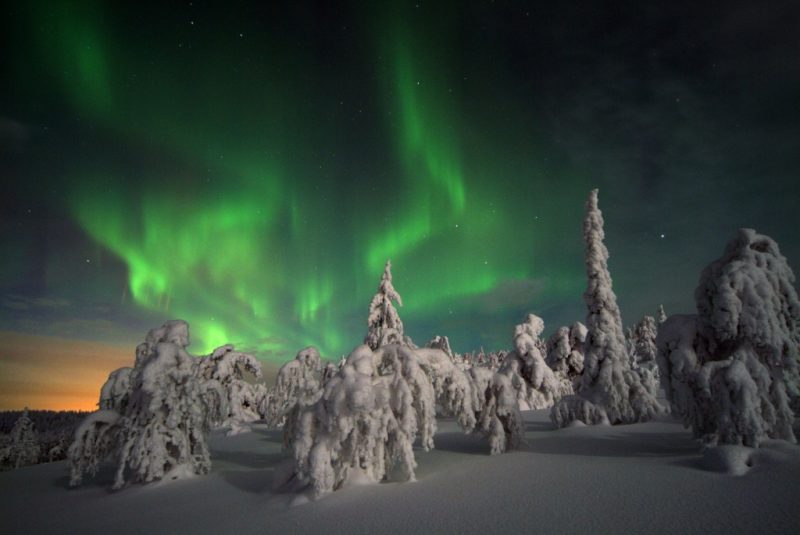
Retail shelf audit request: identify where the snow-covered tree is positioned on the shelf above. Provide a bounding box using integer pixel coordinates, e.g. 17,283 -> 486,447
197,344 -> 263,435
69,320 -> 227,489
508,314 -> 573,410
68,410 -> 120,486
547,324 -> 585,389
9,408 -> 41,468
474,315 -> 572,454
658,229 -> 800,446
415,348 -> 476,432
657,304 -> 667,325
425,335 -> 455,359
265,346 -> 323,430
111,320 -> 226,489
551,189 -> 664,427
99,367 -> 133,412
629,315 -> 660,397
286,343 -> 436,497
365,259 -> 407,349
471,367 -> 522,455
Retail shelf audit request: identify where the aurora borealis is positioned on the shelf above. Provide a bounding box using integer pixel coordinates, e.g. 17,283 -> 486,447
1,1 -> 799,410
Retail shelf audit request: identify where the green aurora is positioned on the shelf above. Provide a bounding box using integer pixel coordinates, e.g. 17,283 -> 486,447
2,1 -> 798,367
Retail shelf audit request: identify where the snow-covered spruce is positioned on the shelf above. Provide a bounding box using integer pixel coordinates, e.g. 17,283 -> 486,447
68,320 -> 228,489
658,229 -> 800,446
414,348 -> 476,432
474,314 -> 572,454
365,259 -> 411,350
546,322 -> 586,391
112,320 -> 228,489
286,343 -> 437,497
7,408 -> 41,468
470,367 -> 523,455
551,189 -> 664,427
68,410 -> 120,486
629,315 -> 661,398
425,335 -> 456,360
264,346 -> 323,430
99,367 -> 133,412
657,304 -> 668,325
196,344 -> 263,435
508,314 -> 573,410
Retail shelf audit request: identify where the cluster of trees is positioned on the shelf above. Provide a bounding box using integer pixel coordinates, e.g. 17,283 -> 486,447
0,409 -> 86,470
267,190 -> 671,495
42,188 -> 797,500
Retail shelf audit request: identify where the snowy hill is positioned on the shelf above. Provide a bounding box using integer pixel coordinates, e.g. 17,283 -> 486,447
2,409 -> 798,535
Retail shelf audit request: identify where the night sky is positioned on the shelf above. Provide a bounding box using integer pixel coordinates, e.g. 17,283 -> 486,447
1,1 -> 799,410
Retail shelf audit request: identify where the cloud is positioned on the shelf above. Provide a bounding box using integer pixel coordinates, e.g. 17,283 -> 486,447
473,278 -> 547,313
1,294 -> 71,311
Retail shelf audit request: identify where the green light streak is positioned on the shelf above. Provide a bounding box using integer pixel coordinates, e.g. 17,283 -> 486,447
13,1 -> 592,362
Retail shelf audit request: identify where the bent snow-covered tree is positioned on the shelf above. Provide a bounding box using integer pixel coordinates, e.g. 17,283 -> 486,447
197,344 -> 263,435
286,344 -> 437,497
551,189 -> 663,427
365,259 -> 408,349
69,320 -> 227,489
99,367 -> 133,412
265,346 -> 323,432
657,229 -> 800,446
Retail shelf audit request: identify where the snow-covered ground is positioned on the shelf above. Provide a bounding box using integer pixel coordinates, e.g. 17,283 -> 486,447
2,409 -> 798,535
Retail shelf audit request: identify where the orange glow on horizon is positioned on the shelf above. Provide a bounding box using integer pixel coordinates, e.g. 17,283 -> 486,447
0,331 -> 283,412
0,331 -> 133,411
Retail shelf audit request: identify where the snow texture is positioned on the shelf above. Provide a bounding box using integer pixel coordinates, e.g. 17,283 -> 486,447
364,260 -> 406,350
551,189 -> 664,427
658,229 -> 800,447
5,409 -> 800,535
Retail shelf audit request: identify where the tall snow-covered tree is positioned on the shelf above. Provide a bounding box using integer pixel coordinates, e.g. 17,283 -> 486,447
551,189 -> 663,427
658,229 -> 800,446
365,259 -> 407,349
9,408 -> 41,468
